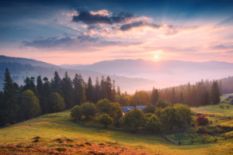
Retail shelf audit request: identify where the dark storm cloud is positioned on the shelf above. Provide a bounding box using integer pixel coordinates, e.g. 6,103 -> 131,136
72,10 -> 133,25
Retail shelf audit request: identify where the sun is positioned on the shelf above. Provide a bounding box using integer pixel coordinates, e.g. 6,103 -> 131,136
152,50 -> 163,61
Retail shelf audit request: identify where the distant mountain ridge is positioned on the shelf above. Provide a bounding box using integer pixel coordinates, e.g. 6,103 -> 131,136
63,59 -> 233,88
0,55 -> 154,93
1,55 -> 233,93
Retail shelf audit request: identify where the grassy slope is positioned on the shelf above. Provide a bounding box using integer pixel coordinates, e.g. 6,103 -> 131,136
0,110 -> 232,155
191,104 -> 233,117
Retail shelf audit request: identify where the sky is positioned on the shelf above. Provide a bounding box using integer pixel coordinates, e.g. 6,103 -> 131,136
0,0 -> 233,64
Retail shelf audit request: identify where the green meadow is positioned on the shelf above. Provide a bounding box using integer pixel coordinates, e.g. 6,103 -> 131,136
0,105 -> 232,155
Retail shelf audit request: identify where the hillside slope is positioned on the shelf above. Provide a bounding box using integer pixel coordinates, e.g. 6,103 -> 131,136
0,110 -> 232,155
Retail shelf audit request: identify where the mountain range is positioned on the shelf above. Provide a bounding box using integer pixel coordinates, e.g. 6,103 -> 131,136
1,55 -> 233,93
0,55 -> 153,93
63,59 -> 233,88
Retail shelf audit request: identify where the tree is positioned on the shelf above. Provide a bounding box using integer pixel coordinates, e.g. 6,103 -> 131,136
132,91 -> 150,106
80,102 -> 97,120
96,113 -> 113,128
19,90 -> 41,120
62,72 -> 74,108
96,99 -> 122,123
51,71 -> 62,93
73,74 -> 86,105
86,77 -> 94,102
0,92 -> 5,126
70,105 -> 82,121
160,104 -> 192,133
23,77 -> 37,94
143,104 -> 156,113
211,81 -> 220,104
93,78 -> 101,102
151,88 -> 159,106
145,114 -> 161,133
48,92 -> 65,112
2,68 -> 20,124
39,77 -> 51,113
122,109 -> 145,132
96,99 -> 113,115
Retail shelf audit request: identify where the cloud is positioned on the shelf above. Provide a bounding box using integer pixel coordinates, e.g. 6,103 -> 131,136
23,34 -> 139,49
212,43 -> 233,50
23,36 -> 73,48
120,21 -> 160,31
72,9 -> 133,25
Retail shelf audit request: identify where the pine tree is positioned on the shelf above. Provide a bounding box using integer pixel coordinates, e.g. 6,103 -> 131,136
23,77 -> 37,94
211,81 -> 220,104
73,74 -> 85,105
40,77 -> 51,113
61,72 -> 74,108
151,88 -> 159,106
86,77 -> 94,102
51,71 -> 62,93
2,68 -> 20,124
94,78 -> 101,102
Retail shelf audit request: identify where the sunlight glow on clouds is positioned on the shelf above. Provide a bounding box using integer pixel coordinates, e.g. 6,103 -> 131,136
0,0 -> 233,65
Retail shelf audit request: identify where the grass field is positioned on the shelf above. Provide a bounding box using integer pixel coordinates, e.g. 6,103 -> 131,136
191,103 -> 233,117
0,107 -> 232,155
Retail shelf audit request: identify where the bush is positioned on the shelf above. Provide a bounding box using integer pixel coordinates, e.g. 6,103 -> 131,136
49,92 -> 65,112
20,89 -> 41,119
80,102 -> 97,120
143,104 -> 155,113
96,99 -> 113,115
70,102 -> 97,121
70,105 -> 81,121
122,109 -> 145,132
96,113 -> 113,128
196,115 -> 209,126
160,104 -> 192,133
174,104 -> 192,128
96,99 -> 122,125
157,100 -> 169,108
145,114 -> 161,133
111,102 -> 123,126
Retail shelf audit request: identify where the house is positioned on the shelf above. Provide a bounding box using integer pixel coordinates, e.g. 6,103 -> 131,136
121,105 -> 146,113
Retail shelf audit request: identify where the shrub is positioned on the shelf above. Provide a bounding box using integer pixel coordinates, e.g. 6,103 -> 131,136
122,109 -> 145,132
96,113 -> 113,128
70,102 -> 97,121
145,114 -> 161,133
49,92 -> 65,112
196,115 -> 209,126
143,104 -> 155,113
70,105 -> 81,121
157,100 -> 169,108
96,99 -> 122,125
96,99 -> 113,115
80,102 -> 97,120
174,104 -> 192,128
160,104 -> 192,133
20,89 -> 41,119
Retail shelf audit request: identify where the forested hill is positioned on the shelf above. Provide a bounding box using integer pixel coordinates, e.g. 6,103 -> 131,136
0,55 -> 153,92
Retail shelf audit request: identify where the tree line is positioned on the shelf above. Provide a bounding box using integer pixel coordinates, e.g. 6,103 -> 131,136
159,81 -> 221,106
0,68 -> 221,126
71,99 -> 192,133
115,80 -> 221,107
0,68 -> 118,126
